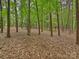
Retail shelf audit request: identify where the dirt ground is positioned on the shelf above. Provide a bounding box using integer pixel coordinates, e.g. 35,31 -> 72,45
0,28 -> 79,59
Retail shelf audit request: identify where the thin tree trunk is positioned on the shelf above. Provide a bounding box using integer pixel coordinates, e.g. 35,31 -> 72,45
27,0 -> 31,35
71,0 -> 73,32
14,0 -> 18,32
7,0 -> 10,37
76,0 -> 79,45
35,0 -> 41,35
0,0 -> 3,33
57,9 -> 60,36
49,12 -> 53,36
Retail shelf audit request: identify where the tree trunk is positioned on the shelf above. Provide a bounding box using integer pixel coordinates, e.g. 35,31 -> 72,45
57,9 -> 60,36
35,0 -> 41,35
0,0 -> 3,33
76,0 -> 79,45
49,12 -> 53,36
71,0 -> 73,32
14,0 -> 18,32
27,0 -> 31,35
7,0 -> 10,37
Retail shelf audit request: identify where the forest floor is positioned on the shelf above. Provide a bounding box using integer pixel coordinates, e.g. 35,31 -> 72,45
0,28 -> 79,59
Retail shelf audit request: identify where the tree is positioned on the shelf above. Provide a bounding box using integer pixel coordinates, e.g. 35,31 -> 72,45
0,0 -> 3,33
35,0 -> 41,35
49,12 -> 53,36
14,0 -> 18,32
56,8 -> 60,36
76,0 -> 79,45
27,0 -> 31,35
71,0 -> 74,32
7,0 -> 11,37
56,0 -> 60,36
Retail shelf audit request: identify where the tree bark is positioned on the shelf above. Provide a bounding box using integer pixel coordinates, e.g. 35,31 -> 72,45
57,9 -> 60,36
27,0 -> 31,35
35,0 -> 41,35
7,0 -> 10,37
49,12 -> 53,36
14,0 -> 18,32
76,0 -> 79,45
0,0 -> 3,33
71,0 -> 73,32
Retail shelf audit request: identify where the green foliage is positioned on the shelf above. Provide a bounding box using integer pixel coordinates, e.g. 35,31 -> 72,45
1,0 -> 76,29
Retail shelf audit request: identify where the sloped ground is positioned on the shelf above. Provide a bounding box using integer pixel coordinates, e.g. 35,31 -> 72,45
0,28 -> 79,59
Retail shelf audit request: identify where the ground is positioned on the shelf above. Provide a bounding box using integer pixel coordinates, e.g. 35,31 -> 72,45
0,28 -> 79,59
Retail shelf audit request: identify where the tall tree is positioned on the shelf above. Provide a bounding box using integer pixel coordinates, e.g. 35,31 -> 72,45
27,0 -> 31,35
14,0 -> 18,32
56,8 -> 60,36
0,0 -> 3,33
71,0 -> 74,32
49,12 -> 53,36
76,0 -> 79,45
7,0 -> 10,37
56,1 -> 60,36
35,0 -> 41,35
